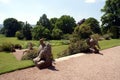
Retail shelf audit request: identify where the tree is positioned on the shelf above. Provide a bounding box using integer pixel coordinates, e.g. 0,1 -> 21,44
101,0 -> 120,38
37,14 -> 51,30
18,21 -> 24,29
55,15 -> 76,34
3,18 -> 21,37
0,27 -> 5,34
74,24 -> 92,39
51,28 -> 63,40
77,18 -> 86,26
32,25 -> 45,40
50,18 -> 58,31
22,22 -> 32,40
84,17 -> 101,34
43,28 -> 51,39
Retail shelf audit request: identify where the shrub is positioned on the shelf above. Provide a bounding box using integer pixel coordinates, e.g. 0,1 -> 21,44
57,40 -> 89,58
62,34 -> 71,40
68,40 -> 89,55
0,42 -> 15,52
15,31 -> 24,40
91,34 -> 101,41
51,28 -> 63,40
21,49 -> 38,60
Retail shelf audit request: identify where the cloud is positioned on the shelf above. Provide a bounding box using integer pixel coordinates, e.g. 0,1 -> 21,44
0,0 -> 11,4
85,0 -> 96,3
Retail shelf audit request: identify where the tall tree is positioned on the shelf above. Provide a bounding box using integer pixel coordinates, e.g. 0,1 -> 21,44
3,18 -> 21,37
37,14 -> 51,30
55,15 -> 76,34
32,25 -> 51,40
101,0 -> 120,38
22,22 -> 32,40
84,17 -> 101,34
50,17 -> 58,31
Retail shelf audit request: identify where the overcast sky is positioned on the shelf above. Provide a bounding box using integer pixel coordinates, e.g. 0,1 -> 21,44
0,0 -> 105,24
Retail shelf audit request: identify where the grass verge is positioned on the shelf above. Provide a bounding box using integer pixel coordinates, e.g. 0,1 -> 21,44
99,39 -> 120,50
0,52 -> 34,74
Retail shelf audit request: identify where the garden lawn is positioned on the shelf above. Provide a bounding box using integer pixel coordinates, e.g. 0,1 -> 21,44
99,39 -> 120,50
52,45 -> 68,58
0,52 -> 34,74
0,36 -> 39,49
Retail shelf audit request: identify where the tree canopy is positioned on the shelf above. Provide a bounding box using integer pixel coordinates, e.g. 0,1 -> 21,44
3,18 -> 21,37
101,0 -> 120,38
22,22 -> 32,40
84,17 -> 101,34
37,14 -> 51,30
55,15 -> 76,34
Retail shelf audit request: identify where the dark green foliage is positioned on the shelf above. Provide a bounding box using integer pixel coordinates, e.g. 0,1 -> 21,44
37,14 -> 51,30
101,0 -> 120,38
69,34 -> 89,54
0,27 -> 5,34
84,17 -> 101,34
55,15 -> 76,34
32,24 -> 51,40
57,40 -> 89,58
77,18 -> 86,26
68,40 -> 89,54
22,49 -> 38,60
3,18 -> 21,37
22,22 -> 32,40
42,28 -> 51,39
109,26 -> 119,39
74,24 -> 92,39
32,25 -> 45,40
50,18 -> 58,31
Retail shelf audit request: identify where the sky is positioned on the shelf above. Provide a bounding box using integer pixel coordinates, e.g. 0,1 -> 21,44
0,0 -> 105,24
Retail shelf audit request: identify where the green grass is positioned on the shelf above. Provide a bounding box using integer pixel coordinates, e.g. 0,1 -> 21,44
52,45 -> 68,58
0,34 -> 69,48
0,35 -> 39,49
0,52 -> 34,74
99,39 -> 120,50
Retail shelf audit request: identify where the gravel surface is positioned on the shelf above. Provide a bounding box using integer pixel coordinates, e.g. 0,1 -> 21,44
0,46 -> 120,80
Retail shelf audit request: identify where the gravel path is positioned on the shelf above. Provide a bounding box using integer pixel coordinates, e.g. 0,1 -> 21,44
12,49 -> 27,60
0,46 -> 120,80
